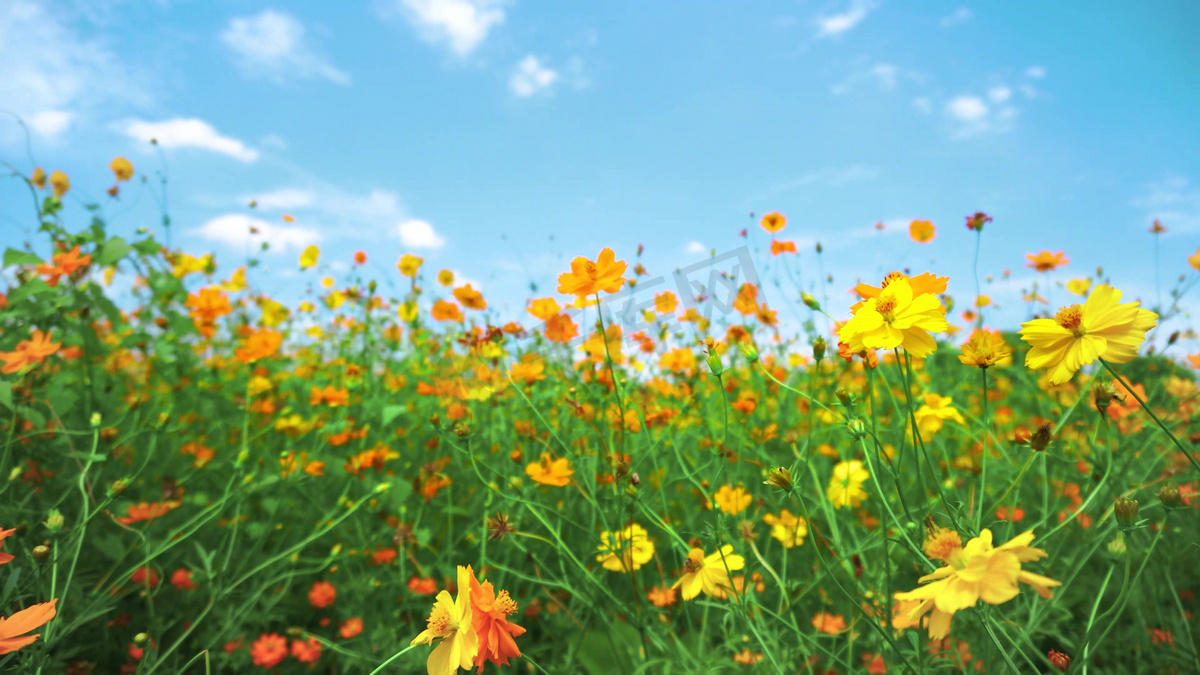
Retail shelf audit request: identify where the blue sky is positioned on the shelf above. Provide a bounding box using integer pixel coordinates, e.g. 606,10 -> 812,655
2,0 -> 1199,349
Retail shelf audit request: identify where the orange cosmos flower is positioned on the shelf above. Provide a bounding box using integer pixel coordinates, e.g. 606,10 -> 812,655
36,245 -> 92,287
118,500 -> 182,525
454,284 -> 487,310
49,171 -> 69,198
760,212 -> 786,232
654,291 -> 678,314
647,586 -> 677,608
186,287 -> 233,323
1149,219 -> 1166,234
812,611 -> 847,635
250,633 -> 288,668
290,637 -> 322,663
0,599 -> 58,655
308,581 -> 336,608
909,220 -> 936,243
855,271 -> 948,300
339,617 -> 363,639
432,300 -> 464,322
965,212 -> 992,231
171,568 -> 198,591
544,313 -> 578,343
353,251 -> 367,265
525,452 -> 573,487
1026,250 -> 1069,272
470,568 -> 526,672
0,527 -> 15,566
30,168 -> 46,189
509,354 -> 545,385
770,239 -> 797,255
557,248 -> 627,297
1188,247 -> 1200,272
235,329 -> 282,364
527,297 -> 561,321
1,329 -> 62,375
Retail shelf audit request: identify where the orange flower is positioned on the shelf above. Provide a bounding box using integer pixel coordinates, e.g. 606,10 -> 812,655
354,250 -> 367,265
760,212 -> 786,233
1149,219 -> 1166,234
130,566 -> 160,589
1026,250 -> 1069,272
408,576 -> 439,595
557,248 -> 627,297
854,271 -> 948,300
544,313 -> 578,343
308,580 -> 337,608
290,636 -> 323,663
49,171 -> 69,198
1,329 -> 62,375
251,633 -> 288,668
527,297 -> 561,321
733,649 -> 764,665
432,300 -> 464,322
509,354 -> 545,385
186,287 -> 233,323
470,568 -> 526,672
654,291 -> 678,314
909,220 -> 936,243
812,611 -> 847,635
525,452 -> 573,487
770,239 -> 797,255
454,284 -> 487,310
0,599 -> 58,655
0,527 -> 15,566
310,385 -> 349,407
118,500 -> 181,525
111,157 -> 134,181
647,586 -> 677,608
235,329 -> 282,364
30,168 -> 46,189
171,568 -> 197,591
1189,248 -> 1200,272
36,245 -> 92,286
339,617 -> 363,639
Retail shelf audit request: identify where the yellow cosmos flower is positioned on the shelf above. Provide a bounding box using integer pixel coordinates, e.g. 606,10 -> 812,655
958,328 -> 1013,369
713,485 -> 751,515
913,394 -> 966,436
596,523 -> 655,572
49,170 -> 70,198
398,254 -> 424,278
1065,277 -> 1091,296
110,157 -> 134,181
672,545 -> 745,601
438,269 -> 454,286
410,565 -> 479,675
398,301 -> 419,322
894,529 -> 1061,640
300,245 -> 320,270
1188,247 -> 1200,272
837,277 -> 949,358
1019,284 -> 1158,385
827,460 -> 869,509
762,509 -> 807,549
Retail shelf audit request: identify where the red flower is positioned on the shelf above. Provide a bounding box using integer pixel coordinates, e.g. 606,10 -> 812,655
339,617 -> 363,639
170,568 -> 197,591
250,633 -> 288,668
469,569 -> 526,672
130,567 -> 160,590
308,581 -> 336,608
290,637 -> 323,663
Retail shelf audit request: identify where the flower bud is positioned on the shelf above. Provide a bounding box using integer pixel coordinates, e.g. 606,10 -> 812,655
1029,423 -> 1053,452
428,413 -> 441,428
453,421 -> 470,437
1106,531 -> 1127,556
624,483 -> 639,499
1158,483 -> 1182,508
801,293 -> 820,311
134,632 -> 151,646
32,545 -> 50,562
1092,381 -> 1124,415
706,352 -> 724,377
835,389 -> 852,407
43,509 -> 64,534
846,419 -> 867,439
1048,650 -> 1070,672
763,467 -> 793,492
630,472 -> 641,487
108,478 -> 129,497
1113,496 -> 1139,529
812,337 -> 827,361
738,342 -> 759,364
90,412 -> 102,427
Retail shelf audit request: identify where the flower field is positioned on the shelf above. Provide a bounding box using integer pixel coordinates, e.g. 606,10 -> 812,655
2,159 -> 1200,674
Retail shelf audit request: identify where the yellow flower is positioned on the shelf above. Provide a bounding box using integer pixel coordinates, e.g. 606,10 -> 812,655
556,248 -> 627,298
300,245 -> 320,270
672,545 -> 745,601
49,170 -> 70,198
958,328 -> 1013,368
221,267 -> 247,292
713,485 -> 751,515
1019,284 -> 1158,385
31,167 -> 46,189
110,157 -> 134,182
321,276 -> 334,289
760,212 -> 786,233
762,509 -> 807,549
258,297 -> 289,327
827,460 -> 868,509
974,295 -> 991,308
596,523 -> 655,572
909,219 -> 936,243
913,394 -> 966,435
923,526 -> 962,562
398,301 -> 419,322
172,252 -> 214,279
410,566 -> 479,675
1065,277 -> 1091,296
1189,247 -> 1200,272
438,270 -> 454,286
525,453 -> 573,487
837,277 -> 948,358
894,529 -> 1061,639
399,254 -> 424,278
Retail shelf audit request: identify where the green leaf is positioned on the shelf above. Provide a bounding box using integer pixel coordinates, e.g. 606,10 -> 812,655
381,405 -> 405,427
17,406 -> 45,428
133,237 -> 160,256
8,278 -> 52,305
93,534 -> 127,561
97,237 -> 132,267
0,381 -> 11,411
3,248 -> 42,268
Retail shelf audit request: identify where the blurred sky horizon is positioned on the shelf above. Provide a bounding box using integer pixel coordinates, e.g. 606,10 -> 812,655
2,0 -> 1198,352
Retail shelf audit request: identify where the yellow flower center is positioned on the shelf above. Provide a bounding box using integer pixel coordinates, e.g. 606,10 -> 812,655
495,590 -> 518,615
875,295 -> 897,319
1054,304 -> 1084,334
427,604 -> 458,636
683,550 -> 704,573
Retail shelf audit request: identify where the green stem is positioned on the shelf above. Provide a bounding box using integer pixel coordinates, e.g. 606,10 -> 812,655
1099,358 -> 1199,474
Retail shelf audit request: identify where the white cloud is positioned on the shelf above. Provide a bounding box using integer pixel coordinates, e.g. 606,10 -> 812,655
912,97 -> 932,114
685,241 -> 707,255
0,1 -> 149,144
940,7 -> 972,27
510,56 -> 559,97
194,214 -> 321,251
27,110 -> 74,139
947,96 -> 989,122
1131,174 -> 1200,235
832,62 -> 897,94
221,10 -> 350,86
1025,65 -> 1047,79
383,0 -> 505,56
122,118 -> 260,162
397,219 -> 446,249
816,0 -> 874,37
987,86 -> 1012,103
762,166 -> 879,197
244,188 -> 317,210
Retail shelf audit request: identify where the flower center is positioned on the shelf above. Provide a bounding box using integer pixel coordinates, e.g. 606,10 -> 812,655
875,295 -> 897,319
495,590 -> 518,615
1054,304 -> 1084,334
683,551 -> 704,573
427,605 -> 457,636
584,261 -> 598,278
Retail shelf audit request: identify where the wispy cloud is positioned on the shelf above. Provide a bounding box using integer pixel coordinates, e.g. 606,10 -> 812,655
1130,174 -> 1200,236
831,62 -> 897,95
753,166 -> 880,202
940,7 -> 972,27
221,10 -> 350,86
945,94 -> 1019,138
193,214 -> 322,252
380,0 -> 505,56
396,219 -> 447,249
122,118 -> 260,162
510,56 -> 559,97
815,0 -> 874,38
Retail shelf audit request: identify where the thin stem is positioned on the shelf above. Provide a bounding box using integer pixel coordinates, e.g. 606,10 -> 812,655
1099,358 -> 1199,474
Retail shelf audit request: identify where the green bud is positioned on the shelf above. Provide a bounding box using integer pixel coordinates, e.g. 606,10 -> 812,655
846,419 -> 867,439
812,337 -> 827,361
738,342 -> 759,364
706,352 -> 724,377
1113,496 -> 1139,529
763,467 -> 793,492
1158,484 -> 1182,509
801,293 -> 820,311
43,509 -> 65,534
89,412 -> 102,427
